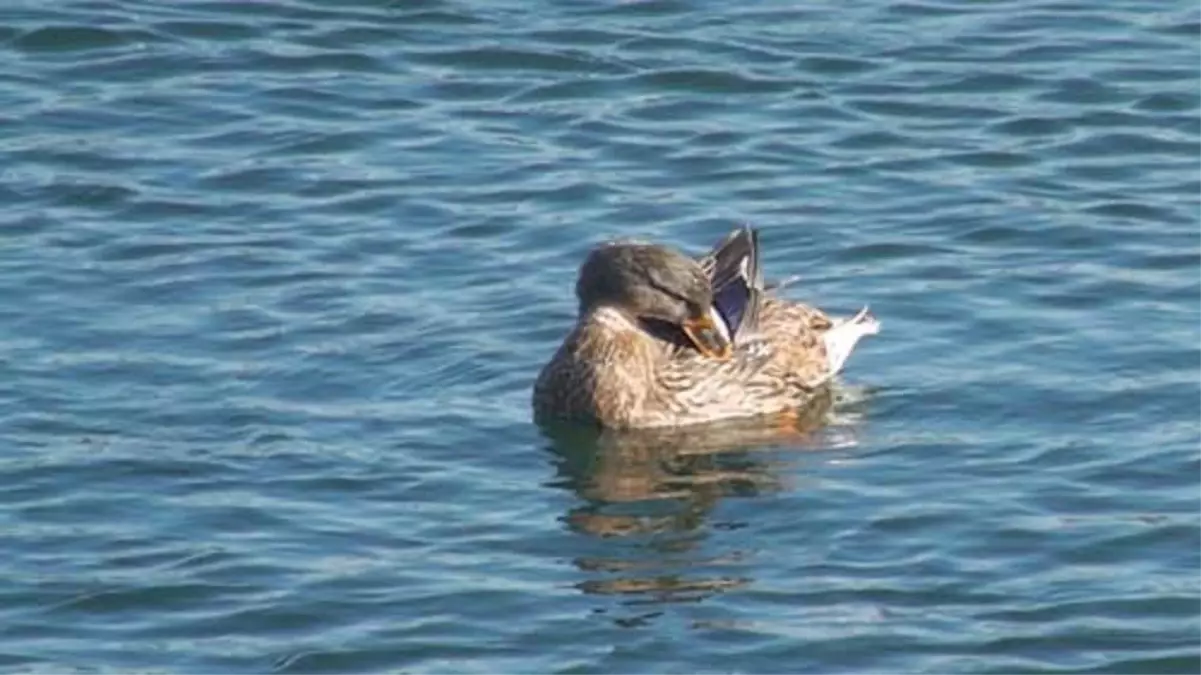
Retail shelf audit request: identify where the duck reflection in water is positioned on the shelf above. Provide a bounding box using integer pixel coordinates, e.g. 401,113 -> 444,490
542,388 -> 856,626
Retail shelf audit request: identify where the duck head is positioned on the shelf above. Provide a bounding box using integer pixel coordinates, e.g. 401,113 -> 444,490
575,241 -> 732,359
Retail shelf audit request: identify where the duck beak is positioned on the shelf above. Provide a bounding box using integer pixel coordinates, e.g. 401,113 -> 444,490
682,309 -> 732,360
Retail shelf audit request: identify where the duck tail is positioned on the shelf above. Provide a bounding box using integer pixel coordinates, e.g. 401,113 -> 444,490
821,306 -> 880,375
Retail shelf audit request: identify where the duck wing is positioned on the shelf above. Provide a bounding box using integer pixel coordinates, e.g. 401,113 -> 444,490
698,225 -> 764,343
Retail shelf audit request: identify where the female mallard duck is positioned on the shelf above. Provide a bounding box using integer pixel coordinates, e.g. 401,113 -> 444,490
533,226 -> 879,429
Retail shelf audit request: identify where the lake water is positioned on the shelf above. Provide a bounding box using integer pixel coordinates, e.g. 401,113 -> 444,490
1,1 -> 1198,673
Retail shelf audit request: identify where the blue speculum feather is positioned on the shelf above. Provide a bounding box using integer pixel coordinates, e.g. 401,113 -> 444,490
713,277 -> 749,337
699,225 -> 760,343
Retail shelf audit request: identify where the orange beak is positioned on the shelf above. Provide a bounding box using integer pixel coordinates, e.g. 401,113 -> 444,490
682,311 -> 733,360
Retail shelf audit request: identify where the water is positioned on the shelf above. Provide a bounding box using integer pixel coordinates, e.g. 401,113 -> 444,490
1,0 -> 1198,672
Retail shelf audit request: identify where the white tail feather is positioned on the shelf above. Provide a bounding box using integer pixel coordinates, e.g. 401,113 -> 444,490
821,306 -> 880,375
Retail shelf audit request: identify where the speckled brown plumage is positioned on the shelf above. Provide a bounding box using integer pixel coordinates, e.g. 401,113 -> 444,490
533,227 -> 878,429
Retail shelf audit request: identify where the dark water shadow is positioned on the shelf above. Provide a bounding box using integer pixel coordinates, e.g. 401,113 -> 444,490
540,389 -> 866,627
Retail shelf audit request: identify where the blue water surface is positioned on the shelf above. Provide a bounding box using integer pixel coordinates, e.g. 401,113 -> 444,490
1,0 -> 1198,673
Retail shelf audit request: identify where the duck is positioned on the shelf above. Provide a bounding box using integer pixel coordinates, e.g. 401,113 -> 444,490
533,226 -> 879,429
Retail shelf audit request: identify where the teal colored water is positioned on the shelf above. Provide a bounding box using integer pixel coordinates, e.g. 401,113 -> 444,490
2,1 -> 1198,673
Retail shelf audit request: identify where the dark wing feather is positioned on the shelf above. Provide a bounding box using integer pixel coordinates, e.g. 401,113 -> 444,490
697,225 -> 763,341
